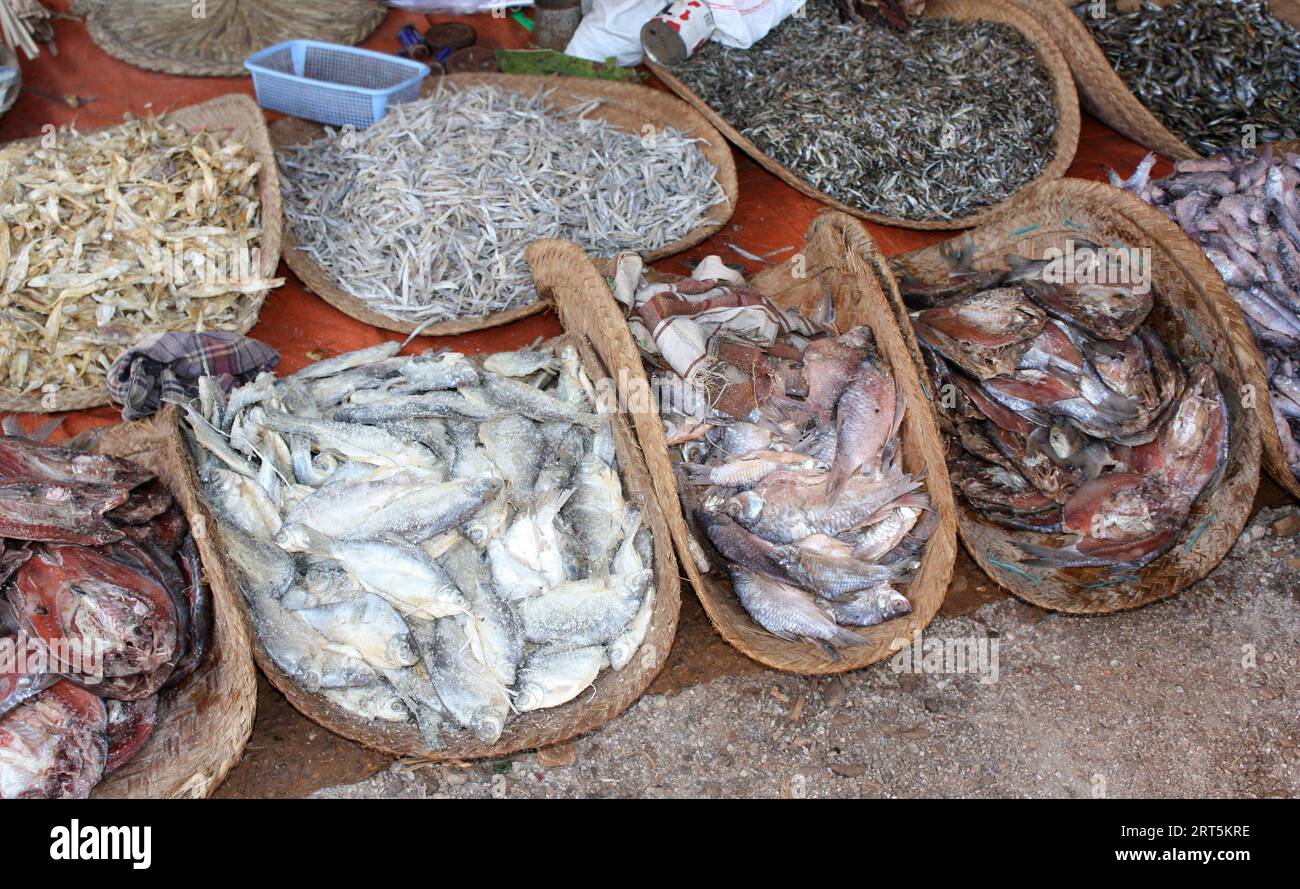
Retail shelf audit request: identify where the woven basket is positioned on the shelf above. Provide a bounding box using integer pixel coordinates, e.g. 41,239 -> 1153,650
167,336 -> 682,760
0,44 -> 18,118
0,94 -> 283,415
87,414 -> 257,798
72,0 -> 389,78
883,178 -> 1262,613
647,0 -> 1080,231
1012,0 -> 1300,160
527,212 -> 959,675
272,73 -> 738,336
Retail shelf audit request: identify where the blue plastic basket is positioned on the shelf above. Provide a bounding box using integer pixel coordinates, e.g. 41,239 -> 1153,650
245,40 -> 429,129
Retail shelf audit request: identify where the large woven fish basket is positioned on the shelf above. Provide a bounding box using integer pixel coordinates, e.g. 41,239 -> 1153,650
882,177 -> 1262,613
167,339 -> 683,760
647,0 -> 1080,231
89,415 -> 257,798
72,0 -> 389,78
271,73 -> 739,337
0,94 -> 283,415
1010,0 -> 1300,160
526,211 -> 959,675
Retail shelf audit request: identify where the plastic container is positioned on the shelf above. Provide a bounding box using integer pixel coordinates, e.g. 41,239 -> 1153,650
245,40 -> 429,128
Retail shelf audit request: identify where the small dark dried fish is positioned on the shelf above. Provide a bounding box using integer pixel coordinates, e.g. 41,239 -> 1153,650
673,5 -> 1060,221
1076,0 -> 1300,155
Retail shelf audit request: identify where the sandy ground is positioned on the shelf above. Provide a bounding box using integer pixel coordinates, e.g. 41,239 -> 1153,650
309,505 -> 1300,799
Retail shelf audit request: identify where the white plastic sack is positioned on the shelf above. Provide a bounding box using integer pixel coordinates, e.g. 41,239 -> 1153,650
565,0 -> 666,67
710,0 -> 806,49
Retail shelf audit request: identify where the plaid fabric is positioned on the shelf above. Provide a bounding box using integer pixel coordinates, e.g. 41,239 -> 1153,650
107,332 -> 280,420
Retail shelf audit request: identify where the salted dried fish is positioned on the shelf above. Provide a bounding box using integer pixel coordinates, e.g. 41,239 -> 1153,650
0,114 -> 280,399
185,342 -> 655,746
616,252 -> 923,648
279,84 -> 727,325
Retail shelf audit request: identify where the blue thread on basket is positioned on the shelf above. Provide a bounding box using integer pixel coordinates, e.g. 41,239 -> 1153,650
1084,574 -> 1140,590
1175,303 -> 1210,354
1185,512 -> 1216,552
1011,224 -> 1041,237
987,555 -> 1040,583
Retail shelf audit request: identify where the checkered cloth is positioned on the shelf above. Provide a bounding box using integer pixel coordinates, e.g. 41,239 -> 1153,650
108,332 -> 280,420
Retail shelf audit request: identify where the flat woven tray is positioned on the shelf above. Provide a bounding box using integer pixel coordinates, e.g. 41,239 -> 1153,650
648,0 -> 1081,231
72,0 -> 389,78
272,73 -> 738,336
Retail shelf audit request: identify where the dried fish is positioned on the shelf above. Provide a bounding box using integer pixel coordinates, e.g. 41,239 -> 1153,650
614,252 -> 922,649
279,84 -> 727,325
671,5 -> 1059,221
184,342 -> 656,747
900,242 -> 1229,570
1077,0 -> 1299,155
1116,146 -> 1300,481
0,114 -> 281,399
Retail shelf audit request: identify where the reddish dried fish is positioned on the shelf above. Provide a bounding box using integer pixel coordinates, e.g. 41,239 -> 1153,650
0,480 -> 129,545
1008,248 -> 1154,341
0,437 -> 153,489
11,545 -> 180,684
104,696 -> 159,774
0,681 -> 107,799
914,289 -> 1046,380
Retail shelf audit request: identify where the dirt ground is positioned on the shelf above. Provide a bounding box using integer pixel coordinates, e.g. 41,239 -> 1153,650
216,486 -> 1300,799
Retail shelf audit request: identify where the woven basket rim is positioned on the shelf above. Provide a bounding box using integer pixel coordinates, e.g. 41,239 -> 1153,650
647,0 -> 1081,231
1020,0 -> 1300,160
883,176 -> 1263,613
168,336 -> 683,760
529,212 -> 960,675
272,72 -> 739,336
88,415 -> 258,798
0,93 -> 283,414
73,0 -> 389,78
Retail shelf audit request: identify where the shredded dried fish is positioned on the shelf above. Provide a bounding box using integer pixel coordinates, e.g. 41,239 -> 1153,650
278,83 -> 729,325
0,114 -> 280,399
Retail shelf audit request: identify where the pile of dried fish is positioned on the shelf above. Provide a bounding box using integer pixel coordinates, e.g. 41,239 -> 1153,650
279,84 -> 728,326
671,3 -> 1058,221
0,435 -> 211,799
901,240 -> 1229,569
611,254 -> 928,651
1114,147 -> 1300,482
183,341 -> 656,748
1075,0 -> 1300,155
0,115 -> 280,400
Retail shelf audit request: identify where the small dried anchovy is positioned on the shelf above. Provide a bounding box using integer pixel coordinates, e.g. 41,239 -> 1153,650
671,3 -> 1059,222
1076,0 -> 1300,156
279,84 -> 728,326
